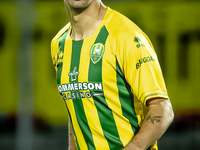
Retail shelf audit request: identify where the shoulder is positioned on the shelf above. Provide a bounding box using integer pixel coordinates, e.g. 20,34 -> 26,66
105,8 -> 142,41
105,9 -> 153,51
51,23 -> 70,54
51,23 -> 70,45
51,23 -> 70,67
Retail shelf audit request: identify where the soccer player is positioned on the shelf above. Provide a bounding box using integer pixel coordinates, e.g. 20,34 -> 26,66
51,0 -> 174,150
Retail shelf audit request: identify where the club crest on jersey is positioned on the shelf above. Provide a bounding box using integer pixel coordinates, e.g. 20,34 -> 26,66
90,43 -> 104,64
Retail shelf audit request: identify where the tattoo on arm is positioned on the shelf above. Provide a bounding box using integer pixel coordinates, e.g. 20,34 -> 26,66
145,116 -> 162,124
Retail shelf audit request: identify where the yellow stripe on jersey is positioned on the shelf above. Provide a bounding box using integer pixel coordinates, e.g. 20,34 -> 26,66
133,96 -> 143,126
88,25 -> 125,149
102,44 -> 134,146
79,38 -> 110,150
51,37 -> 59,71
51,23 -> 70,71
61,36 -> 72,84
59,35 -> 88,149
67,100 -> 88,150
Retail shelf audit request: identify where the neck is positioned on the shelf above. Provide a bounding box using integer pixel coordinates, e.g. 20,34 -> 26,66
67,1 -> 107,40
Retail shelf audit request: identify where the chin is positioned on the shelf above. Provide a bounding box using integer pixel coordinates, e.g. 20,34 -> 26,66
68,0 -> 93,9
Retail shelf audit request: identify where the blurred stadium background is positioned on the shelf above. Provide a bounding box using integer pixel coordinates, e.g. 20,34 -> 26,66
0,0 -> 200,149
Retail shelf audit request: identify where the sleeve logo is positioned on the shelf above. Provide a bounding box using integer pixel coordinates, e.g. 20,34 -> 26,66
57,46 -> 64,65
90,43 -> 105,64
134,36 -> 145,48
136,56 -> 155,69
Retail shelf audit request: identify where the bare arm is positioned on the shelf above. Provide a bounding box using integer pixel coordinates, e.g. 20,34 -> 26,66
123,98 -> 174,150
68,118 -> 77,150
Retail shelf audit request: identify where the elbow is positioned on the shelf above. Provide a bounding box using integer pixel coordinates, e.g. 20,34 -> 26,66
168,107 -> 174,125
166,99 -> 174,126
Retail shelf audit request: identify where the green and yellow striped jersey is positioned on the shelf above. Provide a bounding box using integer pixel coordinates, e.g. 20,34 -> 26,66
51,7 -> 168,150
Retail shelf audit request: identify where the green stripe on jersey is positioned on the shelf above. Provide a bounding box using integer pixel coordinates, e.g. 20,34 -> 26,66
67,107 -> 80,150
57,29 -> 69,85
88,26 -> 124,149
116,59 -> 140,133
57,31 -> 82,149
70,40 -> 95,150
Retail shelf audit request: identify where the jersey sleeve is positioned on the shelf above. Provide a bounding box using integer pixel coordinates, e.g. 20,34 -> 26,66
51,38 -> 59,71
51,23 -> 70,71
116,29 -> 169,106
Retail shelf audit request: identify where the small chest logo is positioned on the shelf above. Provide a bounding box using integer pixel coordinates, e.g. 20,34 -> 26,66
90,43 -> 105,64
68,67 -> 79,82
57,46 -> 64,64
134,36 -> 145,48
